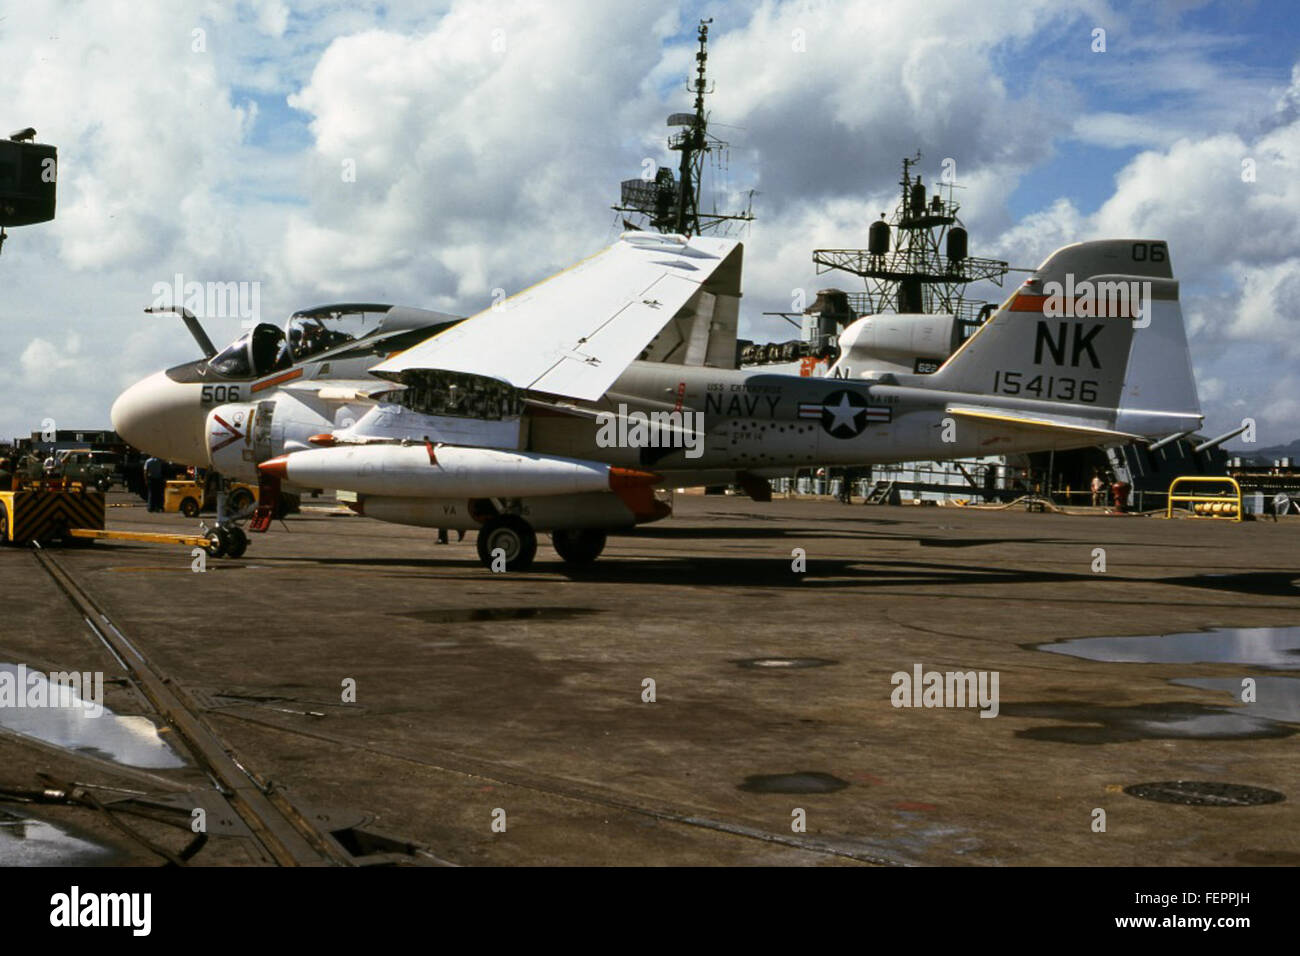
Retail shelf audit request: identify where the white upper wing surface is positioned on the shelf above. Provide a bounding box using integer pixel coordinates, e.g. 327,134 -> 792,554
373,233 -> 743,402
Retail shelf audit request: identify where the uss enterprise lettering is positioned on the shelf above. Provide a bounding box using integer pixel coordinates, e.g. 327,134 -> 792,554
704,382 -> 782,418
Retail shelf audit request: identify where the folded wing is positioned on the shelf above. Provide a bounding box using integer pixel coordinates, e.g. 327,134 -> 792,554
374,233 -> 744,402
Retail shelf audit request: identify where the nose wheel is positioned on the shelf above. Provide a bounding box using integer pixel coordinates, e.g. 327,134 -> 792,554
222,525 -> 249,558
203,524 -> 248,559
476,515 -> 537,571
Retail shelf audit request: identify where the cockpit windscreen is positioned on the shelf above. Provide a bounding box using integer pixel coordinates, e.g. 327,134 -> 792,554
207,323 -> 291,379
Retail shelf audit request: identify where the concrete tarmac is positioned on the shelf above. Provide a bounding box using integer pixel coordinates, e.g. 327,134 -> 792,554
1,493 -> 1297,866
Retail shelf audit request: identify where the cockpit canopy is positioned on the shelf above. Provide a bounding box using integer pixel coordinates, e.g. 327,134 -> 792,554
204,305 -> 394,380
287,309 -> 383,362
207,323 -> 291,378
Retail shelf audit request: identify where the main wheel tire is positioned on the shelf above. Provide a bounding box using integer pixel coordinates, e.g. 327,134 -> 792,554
206,529 -> 227,558
181,497 -> 200,518
223,526 -> 248,559
228,489 -> 254,514
476,515 -> 537,571
551,528 -> 607,565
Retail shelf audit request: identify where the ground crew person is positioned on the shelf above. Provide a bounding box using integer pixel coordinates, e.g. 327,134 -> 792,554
838,468 -> 855,504
1110,477 -> 1130,512
144,456 -> 166,512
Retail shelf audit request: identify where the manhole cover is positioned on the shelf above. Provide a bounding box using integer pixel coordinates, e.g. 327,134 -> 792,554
732,658 -> 837,669
738,772 -> 848,794
1124,781 -> 1285,807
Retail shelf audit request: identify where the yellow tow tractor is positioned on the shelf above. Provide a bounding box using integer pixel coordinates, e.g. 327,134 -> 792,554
0,477 -> 104,547
0,476 -> 247,557
164,478 -> 260,518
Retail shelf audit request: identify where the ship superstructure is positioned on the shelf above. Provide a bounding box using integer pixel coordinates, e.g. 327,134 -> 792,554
744,154 -> 1010,377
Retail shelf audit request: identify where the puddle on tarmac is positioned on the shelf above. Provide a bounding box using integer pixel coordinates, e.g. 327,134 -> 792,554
0,808 -> 116,865
738,772 -> 848,794
732,658 -> 838,670
1171,677 -> 1300,725
0,664 -> 186,768
998,700 -> 1295,744
1024,629 -> 1300,741
1033,627 -> 1300,670
399,607 -> 601,624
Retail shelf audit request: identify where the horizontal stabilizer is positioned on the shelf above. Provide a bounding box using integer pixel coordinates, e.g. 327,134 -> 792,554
946,405 -> 1146,444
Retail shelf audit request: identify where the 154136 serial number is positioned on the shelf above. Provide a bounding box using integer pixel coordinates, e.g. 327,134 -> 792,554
992,371 -> 1098,402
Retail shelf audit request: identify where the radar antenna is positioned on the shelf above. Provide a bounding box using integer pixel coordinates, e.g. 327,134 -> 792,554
612,19 -> 754,237
811,154 -> 1009,335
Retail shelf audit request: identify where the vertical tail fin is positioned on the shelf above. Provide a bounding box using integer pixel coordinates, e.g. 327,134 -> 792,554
928,239 -> 1202,436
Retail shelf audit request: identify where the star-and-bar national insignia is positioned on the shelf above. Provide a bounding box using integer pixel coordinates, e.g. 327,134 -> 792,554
802,390 -> 892,438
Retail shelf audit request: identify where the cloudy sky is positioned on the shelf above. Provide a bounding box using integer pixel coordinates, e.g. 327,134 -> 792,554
1,0 -> 1296,448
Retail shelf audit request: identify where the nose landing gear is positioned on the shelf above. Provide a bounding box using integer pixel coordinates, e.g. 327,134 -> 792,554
202,523 -> 248,559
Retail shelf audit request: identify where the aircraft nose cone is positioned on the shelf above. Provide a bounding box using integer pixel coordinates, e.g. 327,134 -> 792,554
111,371 -> 208,465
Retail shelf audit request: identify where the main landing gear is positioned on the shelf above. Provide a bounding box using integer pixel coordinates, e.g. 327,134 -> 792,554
476,515 -> 537,571
550,528 -> 607,566
473,518 -> 609,571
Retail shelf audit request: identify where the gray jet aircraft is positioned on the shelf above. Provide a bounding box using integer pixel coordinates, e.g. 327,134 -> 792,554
112,232 -> 1202,570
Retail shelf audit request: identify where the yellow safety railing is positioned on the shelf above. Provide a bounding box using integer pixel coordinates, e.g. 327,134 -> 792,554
1165,475 -> 1243,522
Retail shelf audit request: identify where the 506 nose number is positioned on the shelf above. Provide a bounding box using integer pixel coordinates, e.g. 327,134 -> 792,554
200,385 -> 241,404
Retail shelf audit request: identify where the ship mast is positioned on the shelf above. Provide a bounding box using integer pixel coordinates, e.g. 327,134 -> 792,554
671,17 -> 712,235
751,154 -> 1012,369
812,153 -> 1009,330
613,18 -> 753,238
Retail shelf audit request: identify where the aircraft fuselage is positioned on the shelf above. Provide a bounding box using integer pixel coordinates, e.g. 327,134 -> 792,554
529,360 -> 1111,479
